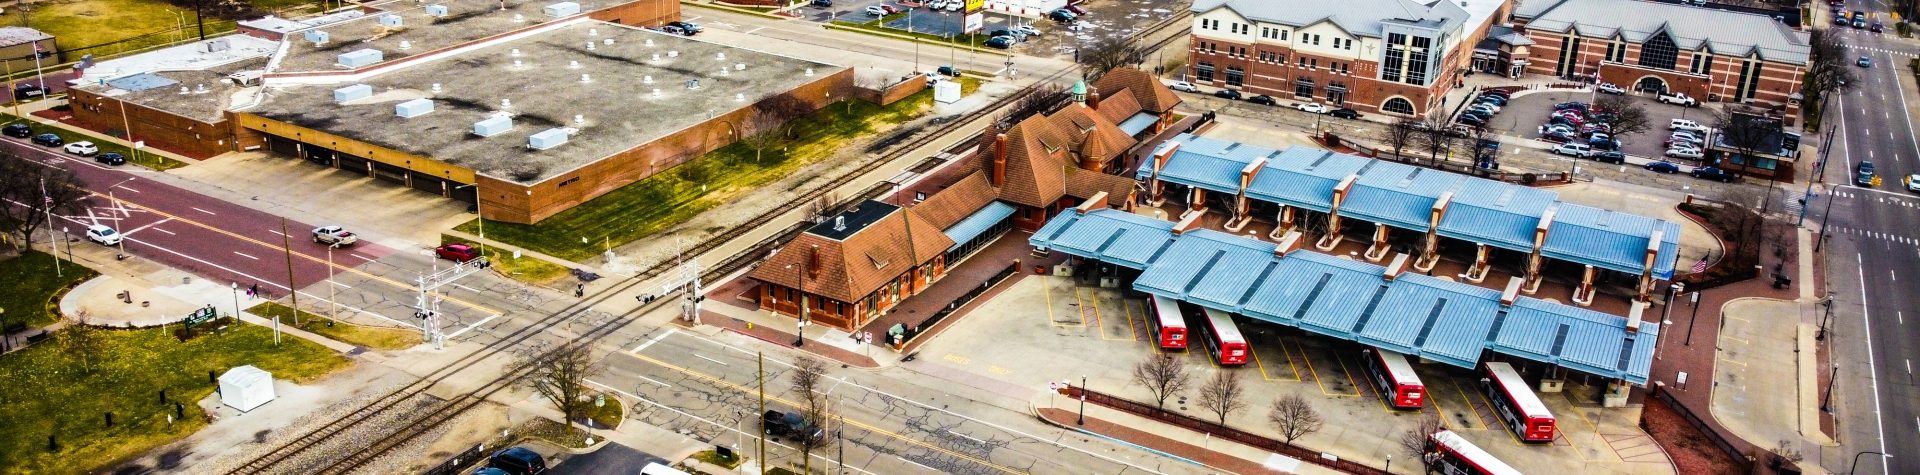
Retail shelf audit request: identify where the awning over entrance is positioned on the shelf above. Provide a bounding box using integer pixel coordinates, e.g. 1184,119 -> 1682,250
1116,112 -> 1159,136
942,201 -> 1017,251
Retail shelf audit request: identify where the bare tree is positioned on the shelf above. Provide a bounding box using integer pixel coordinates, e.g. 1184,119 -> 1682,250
0,155 -> 92,252
1266,394 -> 1323,445
1803,28 -> 1858,119
1592,95 -> 1652,143
737,113 -> 787,164
806,191 -> 841,224
524,342 -> 596,438
1131,353 -> 1192,409
993,82 -> 1068,131
1378,119 -> 1420,161
62,314 -> 105,373
1196,371 -> 1247,425
1417,113 -> 1458,166
1397,414 -> 1447,472
1077,35 -> 1144,81
789,355 -> 833,474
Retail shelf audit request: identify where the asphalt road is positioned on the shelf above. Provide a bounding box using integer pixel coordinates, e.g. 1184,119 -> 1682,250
587,328 -> 1206,475
552,441 -> 671,475
1813,13 -> 1920,474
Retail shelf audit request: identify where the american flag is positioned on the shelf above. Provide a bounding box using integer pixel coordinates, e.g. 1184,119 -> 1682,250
1690,257 -> 1708,273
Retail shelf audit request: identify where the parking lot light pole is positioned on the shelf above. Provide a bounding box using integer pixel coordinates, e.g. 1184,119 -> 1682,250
1849,451 -> 1887,474
1822,362 -> 1840,413
1077,375 -> 1087,425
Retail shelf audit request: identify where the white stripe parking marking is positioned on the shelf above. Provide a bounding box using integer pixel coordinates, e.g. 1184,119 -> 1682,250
233,251 -> 259,260
1857,253 -> 1890,475
632,328 -> 678,352
694,354 -> 729,366
190,207 -> 216,215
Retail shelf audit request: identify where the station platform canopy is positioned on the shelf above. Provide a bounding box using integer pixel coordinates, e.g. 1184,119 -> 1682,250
1032,208 -> 1659,385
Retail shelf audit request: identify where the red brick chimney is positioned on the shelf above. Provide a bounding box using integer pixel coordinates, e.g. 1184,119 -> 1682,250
1171,211 -> 1202,235
991,133 -> 1009,186
1076,191 -> 1109,214
807,244 -> 821,281
1383,253 -> 1409,282
1088,91 -> 1101,111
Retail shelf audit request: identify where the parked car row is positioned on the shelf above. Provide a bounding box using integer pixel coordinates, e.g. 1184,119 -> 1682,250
5,123 -> 129,165
1205,87 -> 1362,119
1456,89 -> 1510,128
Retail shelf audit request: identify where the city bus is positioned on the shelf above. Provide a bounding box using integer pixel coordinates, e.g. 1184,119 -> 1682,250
1147,296 -> 1188,350
1195,308 -> 1248,366
1482,362 -> 1556,443
1362,347 -> 1426,410
1426,430 -> 1525,475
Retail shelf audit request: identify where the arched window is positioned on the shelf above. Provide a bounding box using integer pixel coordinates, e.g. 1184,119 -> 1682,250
1382,97 -> 1415,115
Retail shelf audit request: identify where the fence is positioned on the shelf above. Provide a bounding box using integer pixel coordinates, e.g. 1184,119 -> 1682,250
1066,385 -> 1390,475
420,441 -> 493,475
1644,384 -> 1758,474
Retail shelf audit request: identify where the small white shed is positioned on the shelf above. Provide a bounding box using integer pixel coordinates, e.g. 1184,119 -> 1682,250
218,365 -> 276,412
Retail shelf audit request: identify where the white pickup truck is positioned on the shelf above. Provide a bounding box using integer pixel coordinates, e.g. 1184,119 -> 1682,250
1657,91 -> 1699,107
312,225 -> 358,247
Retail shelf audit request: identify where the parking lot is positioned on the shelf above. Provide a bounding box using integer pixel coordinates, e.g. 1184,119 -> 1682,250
796,0 -> 1170,60
1478,88 -> 1718,165
917,274 -> 1674,473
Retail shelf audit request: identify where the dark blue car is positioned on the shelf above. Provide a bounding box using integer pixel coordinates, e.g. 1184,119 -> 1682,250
1644,161 -> 1680,174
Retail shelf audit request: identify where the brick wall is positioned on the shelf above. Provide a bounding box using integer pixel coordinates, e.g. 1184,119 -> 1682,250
589,0 -> 681,28
853,73 -> 930,106
68,88 -> 232,159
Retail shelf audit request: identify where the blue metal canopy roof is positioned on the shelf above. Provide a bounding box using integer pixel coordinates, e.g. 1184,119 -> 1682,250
941,201 -> 1015,251
1117,112 -> 1160,136
1136,134 -> 1680,280
1032,208 -> 1662,384
1542,203 -> 1683,279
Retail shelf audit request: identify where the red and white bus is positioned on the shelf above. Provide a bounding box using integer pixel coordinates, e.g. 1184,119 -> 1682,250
1362,347 -> 1425,410
1426,430 -> 1525,475
1147,296 -> 1188,350
1482,361 -> 1556,443
1195,308 -> 1248,366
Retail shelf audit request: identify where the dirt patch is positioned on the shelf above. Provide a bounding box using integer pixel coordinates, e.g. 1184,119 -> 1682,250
1641,396 -> 1745,474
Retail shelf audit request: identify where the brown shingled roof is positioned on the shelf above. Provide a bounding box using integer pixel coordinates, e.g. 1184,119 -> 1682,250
748,206 -> 954,303
1051,104 -> 1137,164
996,114 -> 1070,208
1095,88 -> 1143,124
1095,67 -> 1181,115
1064,166 -> 1138,203
907,170 -> 1000,230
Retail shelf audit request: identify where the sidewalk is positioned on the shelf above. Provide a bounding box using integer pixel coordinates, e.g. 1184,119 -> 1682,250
1031,393 -> 1344,475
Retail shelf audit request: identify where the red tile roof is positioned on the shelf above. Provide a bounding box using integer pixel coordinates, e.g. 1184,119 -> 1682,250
1096,88 -> 1143,125
1094,68 -> 1182,115
748,204 -> 953,303
907,170 -> 999,229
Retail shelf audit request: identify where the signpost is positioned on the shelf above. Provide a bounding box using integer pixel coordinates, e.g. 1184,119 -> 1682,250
183,305 -> 217,328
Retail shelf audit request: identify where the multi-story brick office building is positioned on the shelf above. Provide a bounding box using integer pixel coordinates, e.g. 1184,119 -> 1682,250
1186,0 -> 1511,118
1512,0 -> 1809,124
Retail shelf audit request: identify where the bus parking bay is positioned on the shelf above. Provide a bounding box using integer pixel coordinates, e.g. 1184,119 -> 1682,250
916,275 -> 1675,473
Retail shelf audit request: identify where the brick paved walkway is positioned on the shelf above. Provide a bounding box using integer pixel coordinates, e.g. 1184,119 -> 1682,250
690,309 -> 881,368
1035,408 -> 1289,475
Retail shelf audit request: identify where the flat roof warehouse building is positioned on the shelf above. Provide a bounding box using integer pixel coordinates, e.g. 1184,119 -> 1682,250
69,0 -> 854,224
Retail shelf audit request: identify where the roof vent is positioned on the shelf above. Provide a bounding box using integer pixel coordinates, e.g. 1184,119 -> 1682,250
333,84 -> 373,103
652,88 -> 661,97
580,73 -> 592,83
645,38 -> 655,47
513,13 -> 525,22
396,98 -> 434,118
543,1 -> 580,17
715,52 -> 726,60
805,68 -> 813,76
304,30 -> 330,45
501,98 -> 513,109
513,59 -> 524,68
651,53 -> 661,62
568,60 -> 581,69
643,75 -> 654,84
833,215 -> 845,231
424,4 -> 448,16
589,28 -> 599,37
431,83 -> 443,93
686,79 -> 701,90
194,84 -> 209,94
378,13 -> 403,27
603,38 -> 613,45
527,127 -> 573,150
399,40 -> 412,50
203,38 -> 231,53
473,115 -> 513,137
511,48 -> 522,57
668,50 -> 679,57
585,41 -> 595,51
573,114 -> 585,125
718,67 -> 729,76
735,93 -> 745,102
179,86 -> 189,94
337,48 -> 384,68
735,63 -> 745,71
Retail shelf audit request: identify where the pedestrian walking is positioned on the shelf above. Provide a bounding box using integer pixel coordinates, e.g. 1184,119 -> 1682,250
247,283 -> 258,298
574,283 -> 585,297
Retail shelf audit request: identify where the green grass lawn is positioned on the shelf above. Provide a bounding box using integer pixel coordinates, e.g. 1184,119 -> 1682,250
828,17 -> 992,50
0,0 -> 252,58
0,114 -> 187,171
439,235 -> 572,288
245,302 -> 421,350
458,91 -> 939,261
0,316 -> 348,474
0,250 -> 99,329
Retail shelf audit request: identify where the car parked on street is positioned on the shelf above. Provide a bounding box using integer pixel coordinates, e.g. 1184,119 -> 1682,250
63,141 -> 99,156
2,123 -> 29,138
1475,94 -> 1507,106
487,447 -> 548,475
1859,56 -> 1873,67
1213,89 -> 1242,100
1552,101 -> 1587,111
435,243 -> 482,262
1294,102 -> 1331,114
1669,118 -> 1710,134
665,21 -> 701,35
95,152 -> 126,166
1658,91 -> 1699,107
1645,160 -> 1681,173
1466,102 -> 1499,115
1014,25 -> 1041,37
1247,95 -> 1278,106
1691,166 -> 1737,182
1665,147 -> 1704,159
31,133 -> 61,147
1330,108 -> 1361,119
1048,9 -> 1076,22
1594,82 -> 1626,95
1593,150 -> 1626,164
312,225 -> 359,247
983,36 -> 1015,49
865,5 -> 887,15
1552,142 -> 1595,158
1167,81 -> 1198,92
86,224 -> 122,246
763,410 -> 826,442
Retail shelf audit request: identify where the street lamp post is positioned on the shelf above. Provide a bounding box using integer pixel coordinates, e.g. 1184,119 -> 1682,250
1076,375 -> 1088,425
327,243 -> 340,325
1822,362 -> 1840,413
1684,289 -> 1702,346
1849,451 -> 1888,474
1385,454 -> 1392,474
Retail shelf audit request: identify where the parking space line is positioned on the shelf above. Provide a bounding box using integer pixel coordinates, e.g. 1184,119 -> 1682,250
1295,341 -> 1353,397
1249,341 -> 1299,381
1122,298 -> 1142,341
1561,403 -> 1616,461
1333,350 -> 1368,399
1282,339 -> 1313,383
1096,292 -> 1134,341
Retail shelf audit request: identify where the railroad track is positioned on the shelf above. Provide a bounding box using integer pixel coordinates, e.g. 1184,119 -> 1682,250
230,20 -> 1164,473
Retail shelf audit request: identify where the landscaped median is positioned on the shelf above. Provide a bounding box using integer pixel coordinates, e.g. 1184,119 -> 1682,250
246,301 -> 423,351
456,88 -> 948,262
0,250 -> 101,330
0,250 -> 349,474
439,235 -> 573,288
2,113 -> 188,171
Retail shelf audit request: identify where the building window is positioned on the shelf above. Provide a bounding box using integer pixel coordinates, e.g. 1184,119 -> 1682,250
1196,62 -> 1215,82
1309,58 -> 1318,69
1383,47 -> 1404,82
1280,30 -> 1289,41
1556,36 -> 1582,77
1208,42 -> 1217,53
1406,36 -> 1431,85
1294,79 -> 1315,98
1309,34 -> 1321,46
1690,52 -> 1713,75
1640,33 -> 1678,70
1226,67 -> 1245,86
1202,19 -> 1217,30
1383,97 -> 1415,114
1339,62 -> 1349,74
1231,23 -> 1249,34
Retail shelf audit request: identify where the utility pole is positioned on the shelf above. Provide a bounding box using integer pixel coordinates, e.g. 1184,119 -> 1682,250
40,177 -> 59,277
280,218 -> 300,324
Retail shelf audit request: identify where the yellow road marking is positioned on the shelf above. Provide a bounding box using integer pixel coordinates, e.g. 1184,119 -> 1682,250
625,352 -> 1022,474
1332,349 -> 1364,397
99,191 -> 499,314
1445,378 -> 1489,431
944,354 -> 971,365
1561,400 -> 1617,462
1295,340 -> 1348,397
1121,298 -> 1141,341
1249,339 -> 1299,381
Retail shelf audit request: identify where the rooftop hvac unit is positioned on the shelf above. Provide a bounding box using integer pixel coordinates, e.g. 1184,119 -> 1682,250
337,49 -> 384,68
333,84 -> 373,103
424,4 -> 449,16
203,38 -> 231,53
304,30 -> 330,45
378,13 -> 403,27
543,2 -> 580,17
396,98 -> 434,118
473,115 -> 513,137
528,128 -> 572,150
